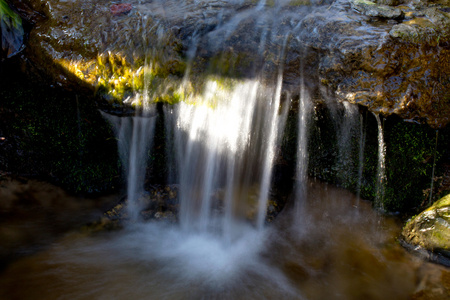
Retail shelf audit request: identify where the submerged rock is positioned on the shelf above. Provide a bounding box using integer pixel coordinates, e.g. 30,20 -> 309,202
97,183 -> 284,228
402,194 -> 450,265
103,185 -> 180,224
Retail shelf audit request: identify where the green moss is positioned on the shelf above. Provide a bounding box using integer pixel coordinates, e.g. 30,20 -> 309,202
383,119 -> 449,212
0,0 -> 21,28
92,52 -> 188,105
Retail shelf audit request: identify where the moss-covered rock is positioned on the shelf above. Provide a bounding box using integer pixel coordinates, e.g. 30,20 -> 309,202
402,194 -> 450,260
9,0 -> 187,104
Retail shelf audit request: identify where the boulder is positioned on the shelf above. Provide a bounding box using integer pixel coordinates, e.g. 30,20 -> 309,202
402,193 -> 450,265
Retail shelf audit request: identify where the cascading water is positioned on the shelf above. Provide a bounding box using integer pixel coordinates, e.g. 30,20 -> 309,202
102,60 -> 158,221
93,0 -> 383,283
101,0 -> 375,273
101,0 -> 296,280
102,108 -> 157,221
164,77 -> 289,237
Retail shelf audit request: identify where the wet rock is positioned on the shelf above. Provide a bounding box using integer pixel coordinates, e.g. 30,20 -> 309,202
298,1 -> 450,128
402,194 -> 450,264
8,0 -> 450,127
350,0 -> 404,19
103,184 -> 180,225
100,183 -> 284,226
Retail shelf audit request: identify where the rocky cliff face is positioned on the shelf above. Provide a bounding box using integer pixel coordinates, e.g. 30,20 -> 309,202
7,0 -> 450,127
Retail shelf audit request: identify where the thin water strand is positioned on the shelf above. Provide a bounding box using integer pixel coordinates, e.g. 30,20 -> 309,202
374,113 -> 386,210
295,72 -> 312,216
256,35 -> 290,229
429,129 -> 439,205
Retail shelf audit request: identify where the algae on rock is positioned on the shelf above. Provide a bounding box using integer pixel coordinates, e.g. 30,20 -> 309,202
402,194 -> 450,257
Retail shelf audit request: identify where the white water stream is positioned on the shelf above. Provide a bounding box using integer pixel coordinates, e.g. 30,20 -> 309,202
374,113 -> 387,210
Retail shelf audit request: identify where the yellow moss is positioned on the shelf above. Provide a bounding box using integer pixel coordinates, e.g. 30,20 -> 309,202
435,194 -> 450,209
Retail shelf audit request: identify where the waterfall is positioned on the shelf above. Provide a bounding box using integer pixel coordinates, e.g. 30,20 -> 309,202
102,109 -> 157,221
68,1 -> 423,296
164,78 -> 288,236
374,113 -> 386,210
102,60 -> 158,221
255,35 -> 290,230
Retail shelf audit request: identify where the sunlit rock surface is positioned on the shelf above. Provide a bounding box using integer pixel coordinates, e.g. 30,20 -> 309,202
402,193 -> 450,265
9,0 -> 450,127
